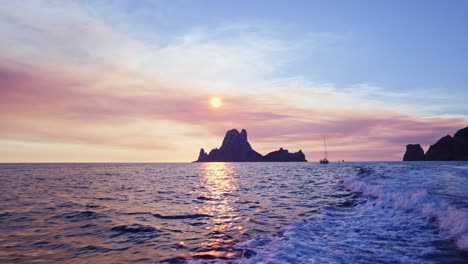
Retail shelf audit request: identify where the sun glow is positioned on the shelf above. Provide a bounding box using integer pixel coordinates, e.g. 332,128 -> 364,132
210,97 -> 222,108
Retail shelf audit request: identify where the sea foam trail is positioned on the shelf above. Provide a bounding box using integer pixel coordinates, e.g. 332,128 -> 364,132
342,169 -> 468,251
235,163 -> 468,263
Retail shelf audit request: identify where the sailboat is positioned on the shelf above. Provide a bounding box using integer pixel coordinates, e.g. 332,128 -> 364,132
319,136 -> 329,164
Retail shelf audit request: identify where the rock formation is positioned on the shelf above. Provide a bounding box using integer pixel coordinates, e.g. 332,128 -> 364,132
453,127 -> 468,160
196,129 -> 307,162
198,148 -> 209,162
197,129 -> 263,162
262,148 -> 307,162
403,144 -> 425,161
425,135 -> 455,161
403,126 -> 468,161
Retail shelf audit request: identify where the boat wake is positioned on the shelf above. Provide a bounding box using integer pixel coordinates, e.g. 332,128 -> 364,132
234,163 -> 468,264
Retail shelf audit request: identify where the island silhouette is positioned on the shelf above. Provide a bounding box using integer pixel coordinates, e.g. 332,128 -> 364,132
196,129 -> 307,162
403,126 -> 468,161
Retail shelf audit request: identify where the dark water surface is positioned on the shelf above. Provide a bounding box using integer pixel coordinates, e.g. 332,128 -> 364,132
0,162 -> 467,263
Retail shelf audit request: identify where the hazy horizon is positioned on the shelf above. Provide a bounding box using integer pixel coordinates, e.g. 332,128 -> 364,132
1,1 -> 467,162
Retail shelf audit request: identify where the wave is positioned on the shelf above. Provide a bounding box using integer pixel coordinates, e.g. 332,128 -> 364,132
234,165 -> 468,263
153,213 -> 213,220
50,211 -> 105,222
109,223 -> 163,243
77,245 -> 131,255
341,171 -> 468,251
0,212 -> 11,219
110,224 -> 159,234
124,212 -> 213,220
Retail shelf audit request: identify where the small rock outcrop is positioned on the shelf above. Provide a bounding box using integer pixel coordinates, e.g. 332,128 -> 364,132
262,148 -> 307,162
403,144 -> 425,161
196,129 -> 307,162
403,126 -> 468,161
197,148 -> 209,162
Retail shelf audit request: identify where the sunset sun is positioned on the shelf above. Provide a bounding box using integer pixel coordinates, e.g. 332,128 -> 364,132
210,97 -> 222,108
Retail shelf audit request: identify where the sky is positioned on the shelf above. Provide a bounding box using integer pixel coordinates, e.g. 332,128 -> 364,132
1,0 -> 467,162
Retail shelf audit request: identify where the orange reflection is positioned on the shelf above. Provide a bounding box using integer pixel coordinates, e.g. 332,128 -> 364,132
201,162 -> 237,196
196,163 -> 239,258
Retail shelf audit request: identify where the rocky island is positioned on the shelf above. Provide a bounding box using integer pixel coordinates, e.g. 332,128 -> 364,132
196,129 -> 307,162
403,126 -> 468,161
402,144 -> 425,161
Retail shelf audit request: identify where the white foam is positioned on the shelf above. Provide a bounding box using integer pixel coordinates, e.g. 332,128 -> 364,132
235,163 -> 468,263
341,170 -> 468,251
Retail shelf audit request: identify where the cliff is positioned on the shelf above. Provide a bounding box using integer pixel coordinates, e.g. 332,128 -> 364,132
453,127 -> 468,160
425,135 -> 455,161
196,129 -> 307,162
402,126 -> 468,161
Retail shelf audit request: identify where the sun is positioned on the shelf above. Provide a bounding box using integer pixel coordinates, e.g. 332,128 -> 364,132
210,97 -> 222,108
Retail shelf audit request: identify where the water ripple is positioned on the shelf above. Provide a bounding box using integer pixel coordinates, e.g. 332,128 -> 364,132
0,162 -> 466,263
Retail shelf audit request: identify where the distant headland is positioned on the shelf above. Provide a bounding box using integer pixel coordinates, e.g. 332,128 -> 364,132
403,126 -> 468,161
196,129 -> 307,162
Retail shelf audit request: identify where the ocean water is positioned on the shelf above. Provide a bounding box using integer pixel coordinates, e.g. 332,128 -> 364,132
0,162 -> 467,263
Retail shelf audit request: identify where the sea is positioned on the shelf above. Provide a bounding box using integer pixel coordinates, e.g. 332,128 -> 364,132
0,162 -> 467,263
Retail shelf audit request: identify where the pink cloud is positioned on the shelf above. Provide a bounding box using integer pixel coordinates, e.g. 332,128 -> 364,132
0,63 -> 466,161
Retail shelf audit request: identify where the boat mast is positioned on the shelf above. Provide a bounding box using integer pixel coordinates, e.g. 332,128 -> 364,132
323,136 -> 328,159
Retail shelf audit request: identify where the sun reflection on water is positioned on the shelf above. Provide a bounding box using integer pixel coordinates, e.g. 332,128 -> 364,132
195,162 -> 241,258
201,162 -> 237,196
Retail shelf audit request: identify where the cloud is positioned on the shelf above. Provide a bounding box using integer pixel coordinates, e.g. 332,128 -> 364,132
0,1 -> 466,162
1,61 -> 465,162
